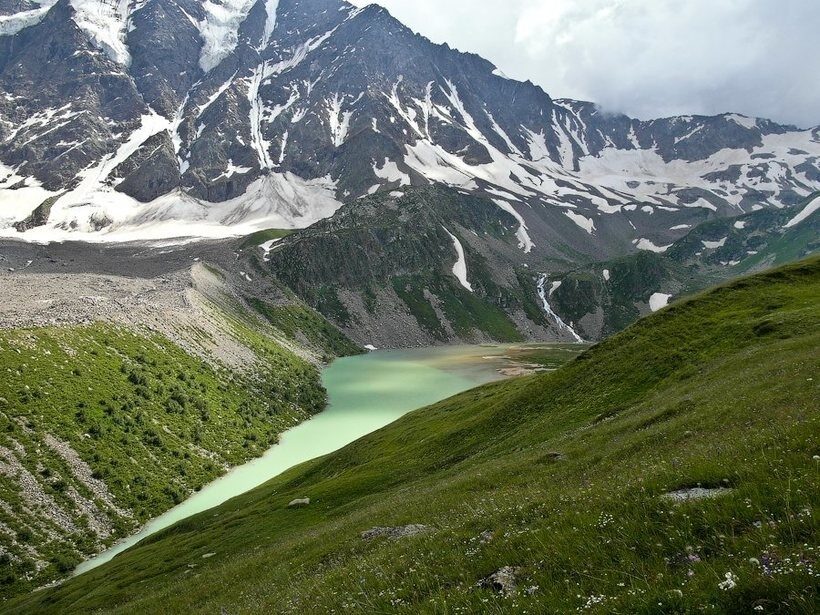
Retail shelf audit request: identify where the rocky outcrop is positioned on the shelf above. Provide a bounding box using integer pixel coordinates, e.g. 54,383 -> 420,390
110,132 -> 181,202
262,185 -> 571,346
479,566 -> 520,596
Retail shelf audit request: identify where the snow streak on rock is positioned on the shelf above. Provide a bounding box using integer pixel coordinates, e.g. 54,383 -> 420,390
537,274 -> 583,343
442,226 -> 472,292
785,194 -> 820,228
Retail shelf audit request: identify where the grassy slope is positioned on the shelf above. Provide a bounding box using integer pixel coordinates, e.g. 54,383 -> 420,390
11,258 -> 820,614
0,307 -> 326,598
247,298 -> 362,359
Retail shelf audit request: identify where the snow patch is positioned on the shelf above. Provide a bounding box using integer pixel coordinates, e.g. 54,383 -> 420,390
702,237 -> 727,249
636,238 -> 671,253
442,226 -> 472,292
259,237 -> 283,261
727,114 -> 757,130
784,195 -> 820,228
649,293 -> 672,312
248,64 -> 274,169
373,158 -> 410,187
0,162 -> 58,226
564,210 -> 595,234
214,160 -> 251,180
261,0 -> 280,48
327,93 -> 353,147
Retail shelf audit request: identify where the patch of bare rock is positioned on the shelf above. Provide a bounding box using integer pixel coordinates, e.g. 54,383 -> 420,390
361,524 -> 432,540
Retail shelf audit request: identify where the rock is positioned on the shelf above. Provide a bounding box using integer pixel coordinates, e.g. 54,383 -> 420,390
361,524 -> 432,540
13,194 -> 63,232
662,487 -> 733,502
478,530 -> 494,544
479,566 -> 520,596
287,498 -> 311,508
110,132 -> 181,203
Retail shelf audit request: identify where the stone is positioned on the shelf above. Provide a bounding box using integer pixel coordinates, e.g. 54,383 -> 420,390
287,498 -> 311,508
361,524 -> 431,540
662,487 -> 733,503
479,566 -> 520,596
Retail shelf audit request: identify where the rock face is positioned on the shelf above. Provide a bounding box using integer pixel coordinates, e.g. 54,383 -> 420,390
0,0 -> 816,250
261,185 -> 569,346
109,132 -> 181,203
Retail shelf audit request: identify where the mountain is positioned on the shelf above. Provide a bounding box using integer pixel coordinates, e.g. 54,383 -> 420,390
0,0 -> 817,260
10,256 -> 818,614
234,187 -> 818,345
546,191 -> 820,339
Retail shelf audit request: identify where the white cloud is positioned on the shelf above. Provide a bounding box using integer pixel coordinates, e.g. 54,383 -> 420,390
350,0 -> 820,128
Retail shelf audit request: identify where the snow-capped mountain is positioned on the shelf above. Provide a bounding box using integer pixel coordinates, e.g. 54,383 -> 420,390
0,0 -> 817,251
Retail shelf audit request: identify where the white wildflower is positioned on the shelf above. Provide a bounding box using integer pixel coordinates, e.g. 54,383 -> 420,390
718,572 -> 738,590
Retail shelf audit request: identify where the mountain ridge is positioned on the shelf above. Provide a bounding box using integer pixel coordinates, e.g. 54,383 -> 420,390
0,0 -> 817,254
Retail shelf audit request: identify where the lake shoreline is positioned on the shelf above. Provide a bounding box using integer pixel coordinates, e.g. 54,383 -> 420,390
73,343 -> 584,577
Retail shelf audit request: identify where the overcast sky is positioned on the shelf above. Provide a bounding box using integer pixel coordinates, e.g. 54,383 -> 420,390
350,0 -> 820,128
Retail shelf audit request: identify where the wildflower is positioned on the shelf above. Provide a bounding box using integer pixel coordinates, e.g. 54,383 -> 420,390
718,572 -> 738,591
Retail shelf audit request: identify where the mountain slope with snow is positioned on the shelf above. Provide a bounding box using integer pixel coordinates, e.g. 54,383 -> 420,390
0,0 -> 816,261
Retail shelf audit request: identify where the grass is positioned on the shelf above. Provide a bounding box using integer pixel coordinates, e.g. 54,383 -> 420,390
0,318 -> 325,600
247,299 -> 362,359
7,257 -> 820,614
238,229 -> 292,251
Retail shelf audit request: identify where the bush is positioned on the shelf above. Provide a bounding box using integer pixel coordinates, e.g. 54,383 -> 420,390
51,553 -> 80,574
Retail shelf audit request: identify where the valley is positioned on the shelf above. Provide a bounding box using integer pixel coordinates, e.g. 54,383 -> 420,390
6,256 -> 817,614
75,342 -> 583,576
0,0 -> 816,612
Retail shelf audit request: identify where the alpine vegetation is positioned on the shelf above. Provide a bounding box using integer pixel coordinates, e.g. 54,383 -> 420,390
0,0 -> 816,613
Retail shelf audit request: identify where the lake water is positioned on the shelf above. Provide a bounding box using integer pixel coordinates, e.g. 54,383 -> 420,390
75,344 -> 578,575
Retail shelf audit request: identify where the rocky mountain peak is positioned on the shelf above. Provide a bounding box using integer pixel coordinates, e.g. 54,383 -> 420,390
0,0 -> 816,249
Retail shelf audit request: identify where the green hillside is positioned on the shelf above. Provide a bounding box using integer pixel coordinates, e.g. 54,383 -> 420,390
10,258 -> 819,614
0,314 -> 326,599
